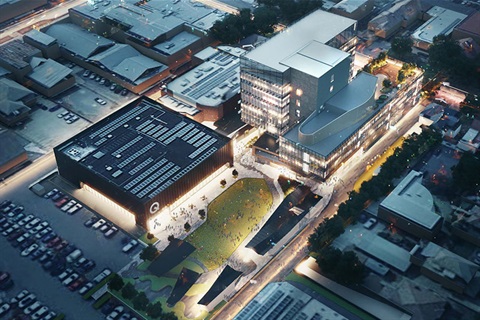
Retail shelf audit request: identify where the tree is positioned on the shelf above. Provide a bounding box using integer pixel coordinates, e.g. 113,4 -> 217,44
452,153 -> 480,193
132,291 -> 149,311
382,79 -> 391,88
232,169 -> 238,177
198,209 -> 206,219
146,301 -> 163,318
252,6 -> 277,34
162,312 -> 178,320
147,232 -> 154,240
220,179 -> 227,187
184,222 -> 191,232
397,70 -> 405,83
140,244 -> 158,261
336,251 -> 365,285
167,235 -> 175,242
317,246 -> 342,273
121,282 -> 138,300
108,273 -> 124,291
390,37 -> 412,57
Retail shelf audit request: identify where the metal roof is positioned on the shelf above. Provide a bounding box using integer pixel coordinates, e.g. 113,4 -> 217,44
244,10 -> 355,72
0,40 -> 41,69
45,23 -> 114,59
27,58 -> 72,89
380,171 -> 442,229
24,29 -> 56,46
56,98 -> 230,203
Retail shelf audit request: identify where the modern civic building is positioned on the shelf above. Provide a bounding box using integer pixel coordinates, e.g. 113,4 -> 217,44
161,46 -> 245,122
241,10 -> 423,180
54,97 -> 233,228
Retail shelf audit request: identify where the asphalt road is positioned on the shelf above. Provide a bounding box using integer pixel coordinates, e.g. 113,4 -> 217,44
213,102 -> 425,319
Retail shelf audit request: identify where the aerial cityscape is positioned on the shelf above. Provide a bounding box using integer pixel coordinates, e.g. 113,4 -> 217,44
0,0 -> 479,319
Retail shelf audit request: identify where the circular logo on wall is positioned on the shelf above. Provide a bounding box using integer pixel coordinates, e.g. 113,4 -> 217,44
149,202 -> 160,214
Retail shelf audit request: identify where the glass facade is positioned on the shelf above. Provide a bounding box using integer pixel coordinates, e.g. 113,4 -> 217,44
240,57 -> 291,136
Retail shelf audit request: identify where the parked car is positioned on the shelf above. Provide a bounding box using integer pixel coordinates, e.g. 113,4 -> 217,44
67,203 -> 83,215
84,216 -> 98,228
62,273 -> 79,286
39,251 -> 54,265
41,232 -> 57,243
79,260 -> 96,274
0,303 -> 10,317
363,218 -> 377,229
51,192 -> 64,201
106,310 -> 120,320
66,115 -> 79,124
25,218 -> 41,229
10,289 -> 29,304
0,272 -> 13,290
89,73 -> 96,80
15,233 -> 31,247
54,197 -> 69,208
2,224 -> 19,236
122,240 -> 138,253
11,205 -> 24,216
93,268 -> 111,284
35,226 -> 52,239
78,282 -> 93,295
43,311 -> 57,320
121,89 -> 128,96
104,226 -> 118,238
63,113 -> 74,121
31,306 -> 49,320
18,293 -> 36,309
20,238 -> 35,250
110,84 -> 116,91
2,203 -> 16,214
92,219 -> 106,229
31,247 -> 47,260
57,111 -> 69,118
68,277 -> 85,291
46,236 -> 62,248
49,104 -> 62,112
24,301 -> 42,314
61,200 -> 76,212
44,188 -> 58,199
82,70 -> 91,77
18,214 -> 34,226
7,230 -> 23,241
21,243 -> 39,257
66,249 -> 82,263
99,223 -> 111,233
58,268 -> 73,281
54,240 -> 69,252
0,200 -> 12,209
99,78 -> 106,85
74,257 -> 87,268
94,97 -> 107,105
13,213 -> 25,223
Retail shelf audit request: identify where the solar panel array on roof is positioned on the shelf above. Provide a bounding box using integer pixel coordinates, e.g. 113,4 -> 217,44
57,98 -> 229,202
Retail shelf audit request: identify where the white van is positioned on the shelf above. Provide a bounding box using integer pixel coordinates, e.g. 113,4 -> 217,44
66,249 -> 82,263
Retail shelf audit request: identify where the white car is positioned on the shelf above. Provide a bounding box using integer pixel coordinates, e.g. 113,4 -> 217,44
18,293 -> 36,309
57,111 -> 69,118
21,243 -> 39,257
43,311 -> 57,320
67,203 -> 83,215
104,226 -> 118,238
30,222 -> 48,235
92,219 -> 106,229
44,188 -> 58,198
66,115 -> 79,124
25,218 -> 41,229
106,311 -> 120,320
19,214 -> 34,226
78,282 -> 93,295
32,306 -> 49,320
11,289 -> 29,304
93,268 -> 111,284
24,301 -> 42,314
122,239 -> 138,253
94,97 -> 107,105
58,268 -> 73,281
0,303 -> 10,316
61,200 -> 76,212
62,273 -> 79,286
36,226 -> 52,239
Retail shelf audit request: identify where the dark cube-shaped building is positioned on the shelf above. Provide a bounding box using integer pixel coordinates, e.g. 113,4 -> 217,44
54,97 -> 233,228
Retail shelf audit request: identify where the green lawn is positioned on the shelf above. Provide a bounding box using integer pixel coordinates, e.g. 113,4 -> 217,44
139,232 -> 159,245
186,178 -> 273,270
137,260 -> 152,271
286,273 -> 376,320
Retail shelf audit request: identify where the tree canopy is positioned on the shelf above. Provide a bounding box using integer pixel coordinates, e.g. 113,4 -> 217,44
452,152 -> 480,193
390,37 -> 413,57
140,244 -> 159,261
317,247 -> 365,285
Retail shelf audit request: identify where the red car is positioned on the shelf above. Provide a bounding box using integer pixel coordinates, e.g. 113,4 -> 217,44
55,197 -> 69,208
46,236 -> 62,248
68,277 -> 85,291
54,240 -> 69,252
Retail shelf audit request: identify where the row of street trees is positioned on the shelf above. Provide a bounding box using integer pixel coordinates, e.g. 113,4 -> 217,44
209,0 -> 323,44
308,129 -> 442,284
108,274 -> 177,319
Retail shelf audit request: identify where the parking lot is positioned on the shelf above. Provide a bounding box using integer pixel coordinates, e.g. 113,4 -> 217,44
0,172 -> 142,319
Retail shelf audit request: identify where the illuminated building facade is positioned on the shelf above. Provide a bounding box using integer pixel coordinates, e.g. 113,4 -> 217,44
54,97 -> 233,228
241,10 -> 423,180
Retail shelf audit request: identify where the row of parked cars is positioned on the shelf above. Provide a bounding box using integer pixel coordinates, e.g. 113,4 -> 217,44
57,110 -> 80,124
0,288 -> 58,319
82,69 -> 129,96
45,188 -> 83,215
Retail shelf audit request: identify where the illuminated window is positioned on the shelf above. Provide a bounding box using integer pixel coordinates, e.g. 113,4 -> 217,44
330,85 -> 334,93
296,99 -> 301,107
296,88 -> 303,96
295,109 -> 300,117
